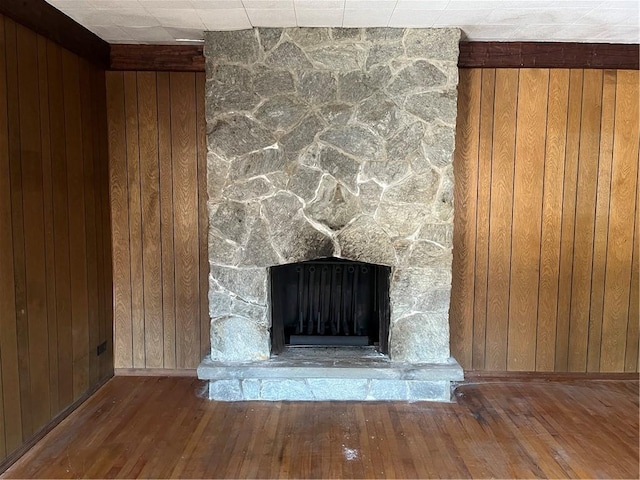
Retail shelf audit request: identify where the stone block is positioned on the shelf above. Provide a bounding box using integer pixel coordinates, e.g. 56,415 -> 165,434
407,381 -> 450,402
389,312 -> 450,363
261,379 -> 314,400
303,145 -> 360,193
265,42 -> 313,69
308,44 -> 366,71
305,176 -> 361,230
209,265 -> 268,305
254,69 -> 295,97
387,61 -> 447,97
299,71 -> 337,105
209,379 -> 244,401
241,379 -> 261,400
307,378 -> 368,400
404,28 -> 461,61
320,125 -> 385,162
256,96 -> 307,131
368,380 -> 408,400
406,89 -> 458,124
336,215 -> 396,266
210,315 -> 270,362
205,30 -> 260,64
259,28 -> 283,51
208,115 -> 276,157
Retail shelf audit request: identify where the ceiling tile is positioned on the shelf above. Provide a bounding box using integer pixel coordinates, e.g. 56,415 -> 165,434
190,0 -> 244,8
243,0 -> 294,8
294,8 -> 344,26
395,0 -> 448,9
121,25 -> 176,41
294,0 -> 344,9
434,9 -> 493,25
388,9 -> 443,27
486,7 -> 592,25
246,8 -> 297,26
198,9 -> 252,29
459,23 -> 523,40
153,8 -> 205,28
343,7 -> 394,26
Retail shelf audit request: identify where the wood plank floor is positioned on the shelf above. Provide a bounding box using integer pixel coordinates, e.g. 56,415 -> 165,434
2,376 -> 638,479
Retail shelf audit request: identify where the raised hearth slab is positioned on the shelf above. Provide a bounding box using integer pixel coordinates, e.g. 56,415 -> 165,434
197,347 -> 463,402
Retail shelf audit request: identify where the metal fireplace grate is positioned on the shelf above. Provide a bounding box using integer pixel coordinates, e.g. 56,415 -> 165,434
270,258 -> 390,354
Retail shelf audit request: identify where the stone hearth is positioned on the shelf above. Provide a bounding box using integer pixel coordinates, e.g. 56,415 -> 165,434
198,27 -> 463,401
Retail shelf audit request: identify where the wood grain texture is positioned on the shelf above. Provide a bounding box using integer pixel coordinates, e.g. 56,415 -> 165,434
450,68 -> 639,373
107,71 -> 208,370
0,13 -> 113,467
4,376 -> 639,479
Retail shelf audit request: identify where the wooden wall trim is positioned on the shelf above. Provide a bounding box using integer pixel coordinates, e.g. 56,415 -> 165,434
109,41 -> 640,71
0,0 -> 109,68
110,44 -> 205,72
459,42 -> 640,69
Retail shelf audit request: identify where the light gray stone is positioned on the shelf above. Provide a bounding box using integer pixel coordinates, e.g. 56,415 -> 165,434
422,124 -> 455,168
368,380 -> 408,400
261,379 -> 314,400
387,122 -> 425,161
308,44 -> 366,71
223,177 -> 273,201
320,125 -> 385,162
357,180 -> 383,214
208,115 -> 275,157
241,379 -> 261,400
365,28 -> 404,41
331,28 -> 362,40
205,30 -> 260,63
382,170 -> 440,204
259,28 -> 283,51
413,287 -> 451,313
262,192 -> 334,262
336,215 -> 396,266
206,65 -> 258,113
230,148 -> 289,182
209,380 -> 243,401
305,176 -> 361,230
239,218 -> 280,267
361,158 -> 410,186
210,266 -> 268,305
209,200 -> 256,244
254,69 -> 295,97
255,95 -> 307,131
433,165 -> 454,221
319,103 -> 353,125
387,61 -> 447,97
209,235 -> 242,266
288,28 -> 330,47
389,312 -> 450,363
265,42 -> 313,69
418,223 -> 453,247
280,114 -> 325,153
231,297 -> 268,320
407,241 -> 449,268
366,44 -> 403,70
209,290 -> 232,317
357,92 -> 400,138
299,71 -> 337,104
210,315 -> 270,361
303,145 -> 360,193
307,378 -> 368,400
404,28 -> 461,60
407,381 -> 450,401
375,202 -> 430,237
207,153 -> 230,201
338,71 -> 378,103
406,89 -> 458,124
287,165 -> 323,203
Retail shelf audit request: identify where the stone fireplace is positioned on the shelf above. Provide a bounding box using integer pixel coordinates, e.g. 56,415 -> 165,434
197,27 -> 463,401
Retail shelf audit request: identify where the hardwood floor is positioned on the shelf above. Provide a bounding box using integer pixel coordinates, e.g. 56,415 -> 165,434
2,376 -> 638,479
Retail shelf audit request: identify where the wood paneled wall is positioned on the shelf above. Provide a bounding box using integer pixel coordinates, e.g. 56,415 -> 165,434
107,68 -> 639,373
106,71 -> 209,370
451,68 -> 639,372
0,15 -> 112,465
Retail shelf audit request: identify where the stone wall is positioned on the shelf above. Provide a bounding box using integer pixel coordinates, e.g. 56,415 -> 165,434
204,27 -> 460,363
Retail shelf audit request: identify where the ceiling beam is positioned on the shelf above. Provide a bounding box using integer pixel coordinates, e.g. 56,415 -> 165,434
110,41 -> 639,72
0,0 -> 110,68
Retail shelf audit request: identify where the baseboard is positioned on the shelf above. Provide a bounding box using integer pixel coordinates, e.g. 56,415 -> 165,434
463,370 -> 639,382
114,368 -> 197,377
0,375 -> 113,475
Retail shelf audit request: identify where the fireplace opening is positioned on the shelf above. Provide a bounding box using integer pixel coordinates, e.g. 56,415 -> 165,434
270,258 -> 391,355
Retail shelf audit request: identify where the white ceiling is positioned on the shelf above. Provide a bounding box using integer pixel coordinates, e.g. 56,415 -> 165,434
45,0 -> 639,44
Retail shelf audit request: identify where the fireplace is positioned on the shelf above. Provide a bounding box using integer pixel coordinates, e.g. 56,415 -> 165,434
197,27 -> 464,401
270,258 -> 390,352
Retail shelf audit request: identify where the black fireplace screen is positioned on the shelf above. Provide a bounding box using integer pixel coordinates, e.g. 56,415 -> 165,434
270,258 -> 390,354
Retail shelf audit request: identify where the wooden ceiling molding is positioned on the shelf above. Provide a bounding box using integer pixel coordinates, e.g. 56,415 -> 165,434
109,41 -> 640,72
0,0 -> 110,68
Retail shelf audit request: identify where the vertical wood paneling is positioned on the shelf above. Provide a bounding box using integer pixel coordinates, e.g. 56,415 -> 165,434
0,13 -> 113,466
450,68 -> 639,373
108,71 -> 207,370
170,73 -> 200,369
472,68 -> 495,370
536,69 -> 569,372
600,70 -> 639,372
485,69 -> 518,371
137,72 -> 163,368
451,68 -> 480,370
507,68 -> 548,371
